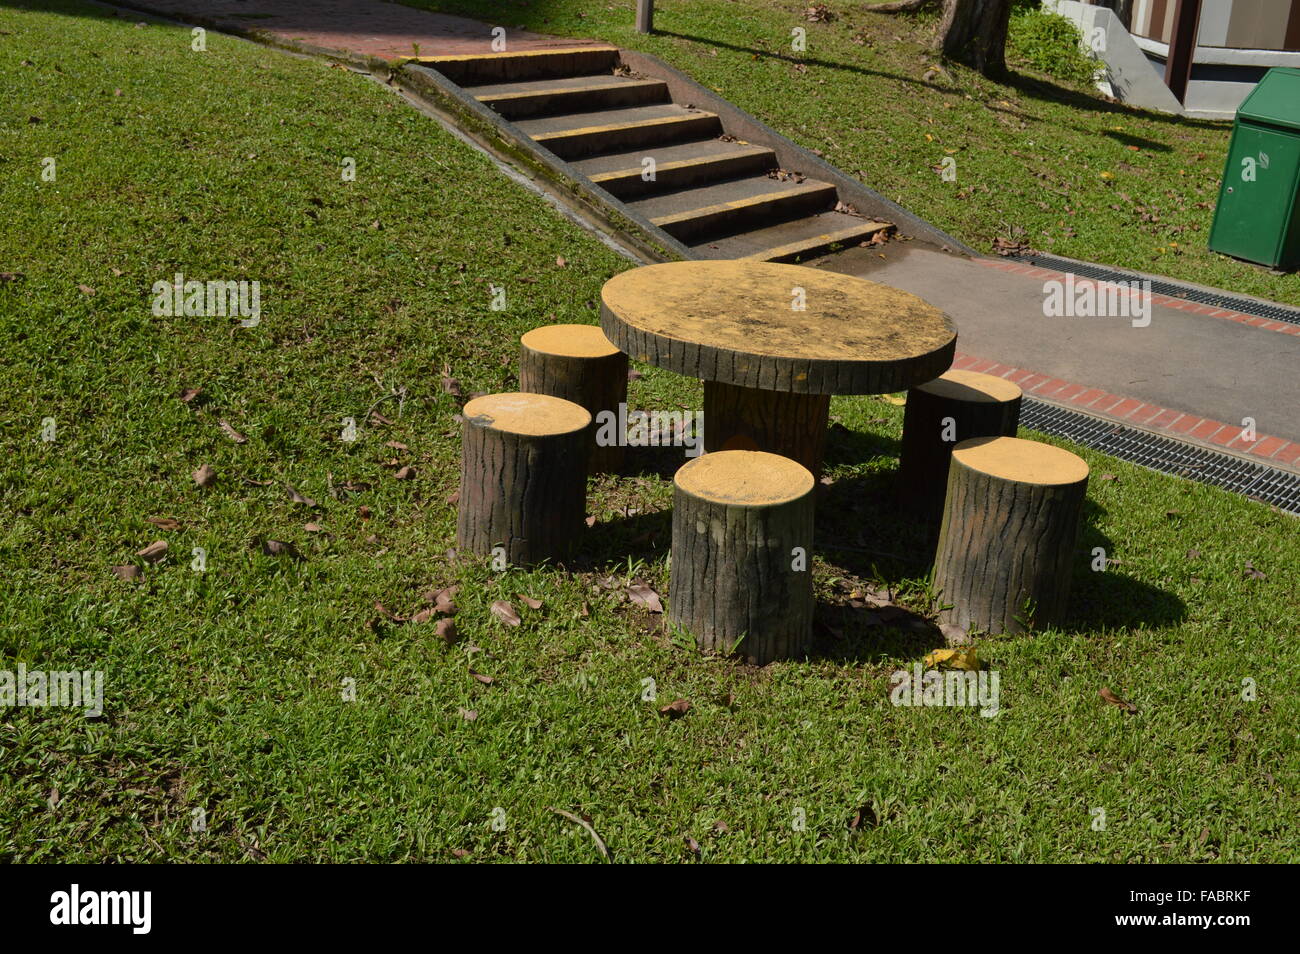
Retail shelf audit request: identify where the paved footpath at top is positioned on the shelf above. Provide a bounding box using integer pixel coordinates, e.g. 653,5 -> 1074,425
121,0 -> 1300,471
125,0 -> 602,59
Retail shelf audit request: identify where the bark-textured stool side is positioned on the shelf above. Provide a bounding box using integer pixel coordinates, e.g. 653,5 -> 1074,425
933,436 -> 1089,635
670,450 -> 815,665
519,324 -> 628,474
899,369 -> 1022,522
457,392 -> 591,567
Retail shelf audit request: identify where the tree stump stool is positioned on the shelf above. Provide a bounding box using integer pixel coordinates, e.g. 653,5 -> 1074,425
933,436 -> 1089,635
519,324 -> 628,474
669,450 -> 815,665
898,369 -> 1022,522
457,392 -> 591,567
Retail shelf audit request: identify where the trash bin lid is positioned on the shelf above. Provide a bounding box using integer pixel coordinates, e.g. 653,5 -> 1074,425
1238,68 -> 1300,131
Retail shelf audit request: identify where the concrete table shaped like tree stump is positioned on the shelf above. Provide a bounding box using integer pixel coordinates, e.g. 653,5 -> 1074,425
600,261 -> 956,476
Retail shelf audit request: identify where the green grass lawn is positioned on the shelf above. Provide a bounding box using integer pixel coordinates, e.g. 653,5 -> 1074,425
409,0 -> 1300,307
1,0 -> 1297,863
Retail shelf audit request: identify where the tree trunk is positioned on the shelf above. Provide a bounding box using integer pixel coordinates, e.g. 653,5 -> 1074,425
669,451 -> 815,665
457,393 -> 591,567
939,0 -> 1014,79
933,436 -> 1089,634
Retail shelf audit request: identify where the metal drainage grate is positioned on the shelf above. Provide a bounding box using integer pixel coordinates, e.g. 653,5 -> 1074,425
1011,252 -> 1300,327
1019,398 -> 1300,515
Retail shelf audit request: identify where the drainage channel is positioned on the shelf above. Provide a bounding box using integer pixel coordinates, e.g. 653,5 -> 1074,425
1012,252 -> 1300,327
1019,398 -> 1300,515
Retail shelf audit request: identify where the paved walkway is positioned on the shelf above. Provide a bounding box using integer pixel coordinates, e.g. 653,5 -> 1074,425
121,0 -> 602,60
119,0 -> 1300,473
827,245 -> 1300,468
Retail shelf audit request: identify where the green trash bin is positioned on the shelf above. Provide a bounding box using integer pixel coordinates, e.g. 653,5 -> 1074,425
1209,67 -> 1300,270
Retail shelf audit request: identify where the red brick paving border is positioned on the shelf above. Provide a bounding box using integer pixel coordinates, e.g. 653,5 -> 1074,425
950,351 -> 1300,474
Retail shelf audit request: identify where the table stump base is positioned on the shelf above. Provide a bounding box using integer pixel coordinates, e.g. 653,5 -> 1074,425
933,436 -> 1089,634
670,450 -> 815,665
458,392 -> 591,567
702,381 -> 830,477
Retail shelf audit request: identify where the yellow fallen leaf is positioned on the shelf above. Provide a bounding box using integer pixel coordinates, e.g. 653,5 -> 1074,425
880,394 -> 906,406
923,646 -> 979,671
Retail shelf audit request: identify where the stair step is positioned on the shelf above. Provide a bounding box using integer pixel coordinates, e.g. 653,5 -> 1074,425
467,75 -> 670,119
690,212 -> 893,262
625,176 -> 837,243
418,46 -> 620,85
516,104 -> 722,160
574,140 -> 777,199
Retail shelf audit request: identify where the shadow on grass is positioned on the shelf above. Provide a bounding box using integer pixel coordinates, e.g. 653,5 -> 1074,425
654,28 -> 962,97
1062,497 -> 1187,633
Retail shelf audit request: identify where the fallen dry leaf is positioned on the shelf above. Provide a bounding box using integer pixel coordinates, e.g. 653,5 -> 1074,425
436,618 -> 458,643
136,540 -> 168,563
385,440 -> 408,451
555,255 -> 567,267
446,490 -> 460,505
659,698 -> 691,720
490,600 -> 521,626
260,539 -> 302,560
286,485 -> 317,507
1099,687 -> 1138,713
1242,561 -> 1267,581
585,515 -> 598,528
112,565 -> 141,580
469,669 -> 495,685
922,646 -> 979,671
77,284 -> 96,296
458,708 -> 478,721
192,464 -> 216,487
426,585 -> 459,615
684,835 -> 701,857
304,522 -> 322,533
627,583 -> 663,613
178,387 -> 202,403
219,420 -> 248,444
393,466 -> 415,480
1099,473 -> 1117,482
518,594 -> 543,610
145,516 -> 181,531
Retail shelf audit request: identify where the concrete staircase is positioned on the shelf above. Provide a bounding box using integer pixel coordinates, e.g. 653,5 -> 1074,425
426,47 -> 891,263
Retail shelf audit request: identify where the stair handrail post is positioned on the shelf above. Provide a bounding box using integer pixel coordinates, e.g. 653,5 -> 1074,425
636,0 -> 654,34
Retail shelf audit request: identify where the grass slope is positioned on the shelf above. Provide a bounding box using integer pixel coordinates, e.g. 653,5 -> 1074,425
0,1 -> 1296,862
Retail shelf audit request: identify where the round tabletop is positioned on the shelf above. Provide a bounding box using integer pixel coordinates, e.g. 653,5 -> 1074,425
600,261 -> 956,395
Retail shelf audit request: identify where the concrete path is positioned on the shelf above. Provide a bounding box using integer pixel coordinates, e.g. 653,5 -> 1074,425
117,0 -> 1300,473
826,245 -> 1300,469
120,0 -> 602,60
